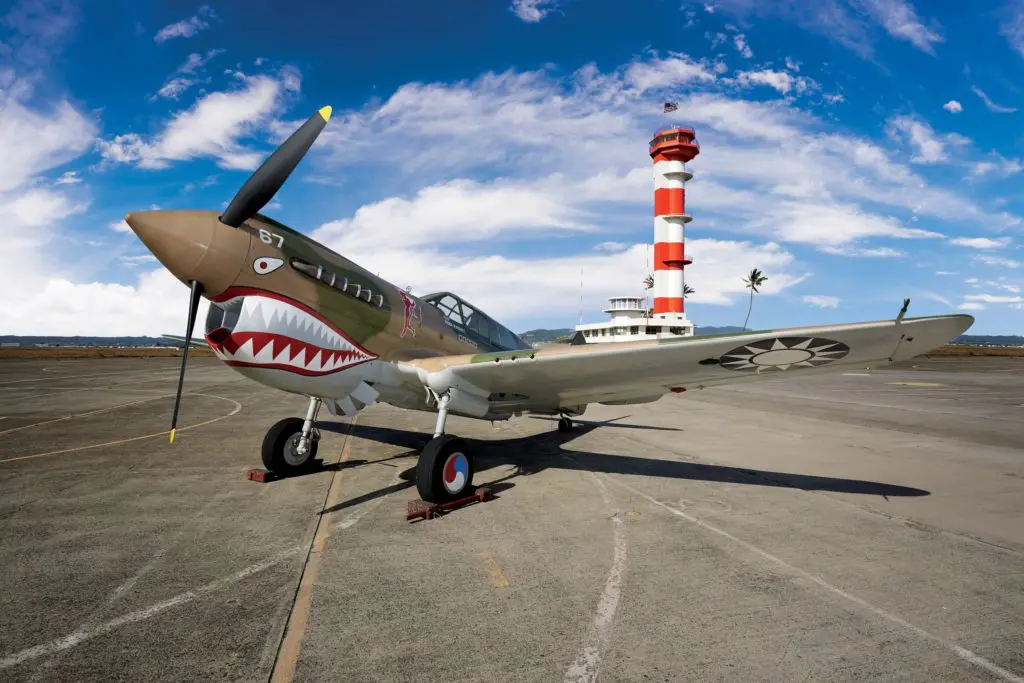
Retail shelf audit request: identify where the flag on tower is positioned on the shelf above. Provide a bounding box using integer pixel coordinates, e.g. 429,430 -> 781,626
663,101 -> 678,113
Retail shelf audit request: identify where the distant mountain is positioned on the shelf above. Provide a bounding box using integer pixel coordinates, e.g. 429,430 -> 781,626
954,334 -> 1024,346
0,335 -> 184,348
518,328 -> 575,344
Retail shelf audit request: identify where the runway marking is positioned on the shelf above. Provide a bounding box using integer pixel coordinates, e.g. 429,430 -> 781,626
0,394 -> 176,436
0,393 -> 243,464
269,416 -> 357,683
887,381 -> 946,387
0,546 -> 302,671
479,551 -> 510,588
843,372 -> 871,376
606,477 -> 1024,683
563,463 -> 627,683
0,366 -> 184,386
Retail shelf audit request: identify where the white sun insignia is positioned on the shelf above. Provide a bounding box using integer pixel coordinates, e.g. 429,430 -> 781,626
718,336 -> 851,373
253,257 -> 284,275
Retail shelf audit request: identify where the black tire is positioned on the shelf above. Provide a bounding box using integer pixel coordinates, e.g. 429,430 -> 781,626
557,417 -> 572,433
261,417 -> 319,475
416,435 -> 474,503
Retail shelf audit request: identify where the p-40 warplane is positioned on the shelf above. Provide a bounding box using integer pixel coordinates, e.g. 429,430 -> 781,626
126,106 -> 974,504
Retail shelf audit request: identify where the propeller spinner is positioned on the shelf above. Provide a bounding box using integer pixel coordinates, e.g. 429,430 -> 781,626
153,104 -> 334,443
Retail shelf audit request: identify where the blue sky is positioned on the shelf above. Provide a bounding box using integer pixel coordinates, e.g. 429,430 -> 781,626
3,0 -> 1024,336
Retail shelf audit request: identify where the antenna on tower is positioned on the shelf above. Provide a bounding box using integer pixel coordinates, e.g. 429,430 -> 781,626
579,267 -> 584,326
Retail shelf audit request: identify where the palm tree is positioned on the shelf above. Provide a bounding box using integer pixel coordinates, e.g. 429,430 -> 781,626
741,268 -> 767,330
683,283 -> 695,298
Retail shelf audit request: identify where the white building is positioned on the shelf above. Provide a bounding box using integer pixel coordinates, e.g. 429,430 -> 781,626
574,296 -> 693,343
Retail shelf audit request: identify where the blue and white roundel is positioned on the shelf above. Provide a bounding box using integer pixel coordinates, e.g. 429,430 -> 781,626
443,452 -> 469,494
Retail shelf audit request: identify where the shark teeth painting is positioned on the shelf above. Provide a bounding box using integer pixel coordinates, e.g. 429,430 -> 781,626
206,291 -> 376,376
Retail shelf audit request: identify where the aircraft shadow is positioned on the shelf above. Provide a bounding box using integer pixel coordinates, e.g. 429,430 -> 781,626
318,417 -> 928,516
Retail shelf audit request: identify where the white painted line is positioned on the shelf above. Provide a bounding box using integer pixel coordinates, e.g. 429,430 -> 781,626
843,372 -> 871,376
0,393 -> 243,464
0,394 -> 176,436
0,546 -> 302,670
563,463 -> 628,683
606,476 -> 1023,683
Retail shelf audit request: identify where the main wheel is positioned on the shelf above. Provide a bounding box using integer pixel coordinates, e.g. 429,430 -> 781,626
557,416 -> 572,433
416,434 -> 474,503
261,417 -> 319,476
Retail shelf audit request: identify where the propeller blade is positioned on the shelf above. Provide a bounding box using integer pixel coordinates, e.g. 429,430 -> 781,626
169,280 -> 204,444
219,105 -> 333,228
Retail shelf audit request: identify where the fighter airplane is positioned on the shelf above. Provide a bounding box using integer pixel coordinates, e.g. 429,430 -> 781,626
125,105 -> 974,503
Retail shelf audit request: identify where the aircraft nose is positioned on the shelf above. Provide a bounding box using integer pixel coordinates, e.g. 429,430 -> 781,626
124,209 -> 251,298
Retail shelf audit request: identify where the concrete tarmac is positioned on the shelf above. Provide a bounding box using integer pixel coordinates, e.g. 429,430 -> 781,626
0,356 -> 1021,682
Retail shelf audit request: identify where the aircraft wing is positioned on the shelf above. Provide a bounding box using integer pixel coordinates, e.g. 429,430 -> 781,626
161,334 -> 208,348
404,315 -> 972,413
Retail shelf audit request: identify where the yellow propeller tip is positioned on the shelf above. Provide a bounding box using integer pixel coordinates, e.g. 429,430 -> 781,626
169,428 -> 176,444
318,105 -> 333,122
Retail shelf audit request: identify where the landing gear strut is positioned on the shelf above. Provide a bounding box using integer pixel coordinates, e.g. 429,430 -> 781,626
557,415 -> 573,433
262,397 -> 321,476
416,391 -> 475,503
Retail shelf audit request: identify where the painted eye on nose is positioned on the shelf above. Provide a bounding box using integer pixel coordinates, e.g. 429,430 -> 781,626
253,257 -> 284,275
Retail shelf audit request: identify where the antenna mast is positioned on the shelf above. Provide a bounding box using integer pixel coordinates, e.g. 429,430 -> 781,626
579,266 -> 584,326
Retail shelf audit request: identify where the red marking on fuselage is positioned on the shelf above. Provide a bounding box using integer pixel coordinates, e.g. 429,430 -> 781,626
398,290 -> 418,338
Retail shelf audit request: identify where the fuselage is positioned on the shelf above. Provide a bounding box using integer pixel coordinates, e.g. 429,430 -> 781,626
128,209 -> 528,403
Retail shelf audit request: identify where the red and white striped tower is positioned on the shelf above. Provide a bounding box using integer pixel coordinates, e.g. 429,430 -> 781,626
649,126 -> 699,319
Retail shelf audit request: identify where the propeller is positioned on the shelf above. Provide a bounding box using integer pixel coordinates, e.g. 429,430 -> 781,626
169,279 -> 204,444
220,105 -> 333,227
164,104 -> 333,443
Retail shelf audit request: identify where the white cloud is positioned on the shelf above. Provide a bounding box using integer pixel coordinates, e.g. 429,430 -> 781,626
151,49 -> 225,101
730,69 -> 815,95
100,68 -> 301,170
109,219 -> 131,233
802,295 -> 839,308
820,245 -> 905,257
1001,2 -> 1024,59
970,85 -> 1017,113
153,5 -> 217,44
594,241 -> 628,252
0,94 -> 96,192
823,93 -> 845,104
965,293 -> 1024,304
968,153 -> 1023,179
948,236 -> 1011,249
975,255 -> 1022,268
942,99 -> 962,113
733,33 -> 753,58
885,115 -> 953,164
53,170 -> 80,184
848,0 -> 943,54
119,254 -> 158,268
510,0 -> 558,22
934,271 -> 958,275
958,302 -> 985,311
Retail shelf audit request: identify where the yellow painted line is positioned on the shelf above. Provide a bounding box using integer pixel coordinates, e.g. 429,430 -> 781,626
0,393 -> 242,463
887,381 -> 946,387
844,372 -> 871,376
479,551 -> 510,588
270,416 -> 357,683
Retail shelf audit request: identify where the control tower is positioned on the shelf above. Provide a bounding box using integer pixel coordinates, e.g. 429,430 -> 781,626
650,126 -> 699,321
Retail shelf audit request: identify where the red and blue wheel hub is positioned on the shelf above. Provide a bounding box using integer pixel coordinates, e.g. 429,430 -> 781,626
442,452 -> 469,494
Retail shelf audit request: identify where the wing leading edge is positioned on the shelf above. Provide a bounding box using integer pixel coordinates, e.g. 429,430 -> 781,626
403,314 -> 972,414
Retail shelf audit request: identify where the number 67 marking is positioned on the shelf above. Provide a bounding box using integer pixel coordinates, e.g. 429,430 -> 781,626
258,228 -> 284,247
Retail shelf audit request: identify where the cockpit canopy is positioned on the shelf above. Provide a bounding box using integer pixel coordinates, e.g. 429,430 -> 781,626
421,292 -> 532,352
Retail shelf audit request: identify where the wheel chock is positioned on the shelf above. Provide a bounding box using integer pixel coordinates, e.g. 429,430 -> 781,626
245,459 -> 326,483
246,469 -> 277,483
406,487 -> 493,521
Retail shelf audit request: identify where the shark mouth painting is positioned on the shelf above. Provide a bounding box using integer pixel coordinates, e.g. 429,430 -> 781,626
205,289 -> 376,376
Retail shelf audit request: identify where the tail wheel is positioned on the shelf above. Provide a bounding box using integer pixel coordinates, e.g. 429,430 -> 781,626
262,417 -> 319,475
416,434 -> 474,503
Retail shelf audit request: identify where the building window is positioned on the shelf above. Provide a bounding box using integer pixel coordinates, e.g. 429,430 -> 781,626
630,326 -> 639,335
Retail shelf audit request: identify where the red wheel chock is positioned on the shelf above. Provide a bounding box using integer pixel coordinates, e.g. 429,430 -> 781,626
406,487 -> 493,521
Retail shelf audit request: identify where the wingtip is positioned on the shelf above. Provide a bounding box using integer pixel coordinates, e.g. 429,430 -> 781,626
318,105 -> 333,122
